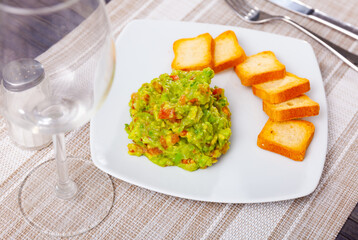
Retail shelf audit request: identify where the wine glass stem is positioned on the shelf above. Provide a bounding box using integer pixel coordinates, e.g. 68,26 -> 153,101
53,133 -> 78,200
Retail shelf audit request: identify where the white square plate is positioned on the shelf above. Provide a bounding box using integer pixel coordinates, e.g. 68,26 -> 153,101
90,20 -> 328,203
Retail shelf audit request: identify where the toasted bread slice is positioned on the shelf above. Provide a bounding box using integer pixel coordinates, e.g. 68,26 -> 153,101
172,33 -> 214,71
213,30 -> 246,73
263,94 -> 320,121
252,72 -> 310,104
234,51 -> 286,86
257,119 -> 315,161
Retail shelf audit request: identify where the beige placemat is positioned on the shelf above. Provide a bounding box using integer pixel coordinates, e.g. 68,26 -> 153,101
1,0 -> 358,239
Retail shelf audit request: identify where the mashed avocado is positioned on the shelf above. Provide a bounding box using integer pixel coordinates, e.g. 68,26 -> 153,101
125,68 -> 231,171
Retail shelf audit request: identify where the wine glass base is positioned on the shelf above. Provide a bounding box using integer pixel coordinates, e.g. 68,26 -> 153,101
18,157 -> 114,237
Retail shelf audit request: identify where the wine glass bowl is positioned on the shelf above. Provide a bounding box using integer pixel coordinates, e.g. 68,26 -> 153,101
1,1 -> 115,134
0,0 -> 115,236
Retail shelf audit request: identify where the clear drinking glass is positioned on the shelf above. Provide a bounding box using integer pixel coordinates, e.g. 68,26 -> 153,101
0,0 -> 115,237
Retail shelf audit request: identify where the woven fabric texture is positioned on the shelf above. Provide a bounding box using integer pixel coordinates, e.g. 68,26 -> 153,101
0,0 -> 357,239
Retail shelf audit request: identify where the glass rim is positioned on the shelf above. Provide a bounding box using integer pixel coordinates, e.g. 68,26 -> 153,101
0,0 -> 81,16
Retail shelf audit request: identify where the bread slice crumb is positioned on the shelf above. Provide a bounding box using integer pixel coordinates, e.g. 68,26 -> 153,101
257,119 -> 315,161
172,33 -> 214,71
234,51 -> 286,86
252,72 -> 310,104
213,30 -> 246,73
263,94 -> 320,121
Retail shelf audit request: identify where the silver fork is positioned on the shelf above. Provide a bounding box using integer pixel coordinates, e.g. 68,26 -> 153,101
225,0 -> 358,72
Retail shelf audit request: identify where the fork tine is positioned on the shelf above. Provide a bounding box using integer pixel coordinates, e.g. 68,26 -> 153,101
226,0 -> 261,22
235,0 -> 254,11
226,0 -> 258,21
225,0 -> 242,13
225,0 -> 249,19
240,0 -> 257,14
226,0 -> 252,13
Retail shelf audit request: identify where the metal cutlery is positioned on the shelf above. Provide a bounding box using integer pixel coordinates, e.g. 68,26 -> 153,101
225,0 -> 358,72
268,0 -> 358,40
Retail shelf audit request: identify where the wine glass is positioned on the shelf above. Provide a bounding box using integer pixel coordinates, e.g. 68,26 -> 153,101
0,0 -> 115,237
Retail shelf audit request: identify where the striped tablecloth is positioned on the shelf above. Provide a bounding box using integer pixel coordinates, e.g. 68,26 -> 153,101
1,0 -> 357,239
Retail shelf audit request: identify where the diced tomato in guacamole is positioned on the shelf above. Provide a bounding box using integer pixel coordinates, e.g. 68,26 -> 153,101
125,68 -> 231,171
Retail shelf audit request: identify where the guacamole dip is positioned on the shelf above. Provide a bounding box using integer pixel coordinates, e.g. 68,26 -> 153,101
125,68 -> 231,171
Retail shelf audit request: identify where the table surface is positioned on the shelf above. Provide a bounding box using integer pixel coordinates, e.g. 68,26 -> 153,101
0,0 -> 358,239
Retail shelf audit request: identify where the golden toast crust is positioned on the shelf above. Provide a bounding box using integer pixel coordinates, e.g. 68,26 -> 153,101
172,33 -> 214,71
257,119 -> 315,161
213,30 -> 246,73
252,72 -> 310,104
234,51 -> 286,86
263,94 -> 320,121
